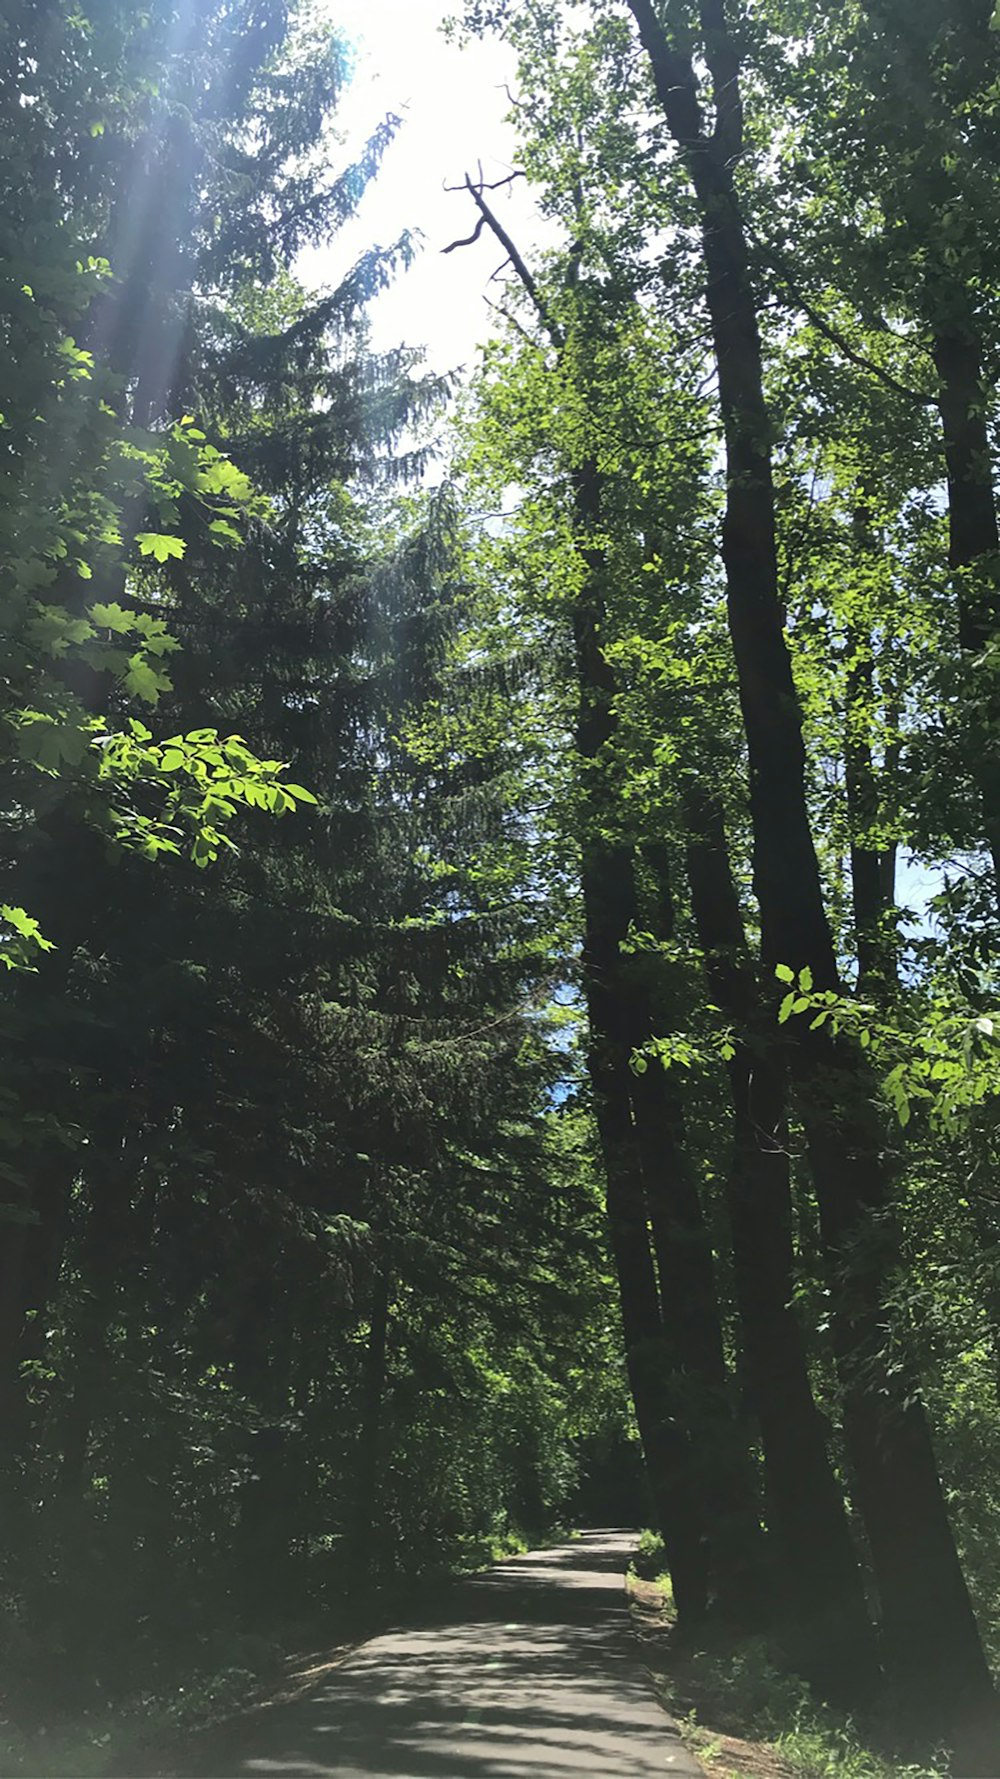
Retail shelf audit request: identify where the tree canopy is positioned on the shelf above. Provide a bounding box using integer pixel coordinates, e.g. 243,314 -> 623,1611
5,2 -> 1000,1774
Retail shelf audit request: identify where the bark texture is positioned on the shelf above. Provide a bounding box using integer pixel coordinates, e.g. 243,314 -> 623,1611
682,783 -> 877,1699
931,319 -> 1000,898
573,463 -> 763,1625
572,466 -> 709,1626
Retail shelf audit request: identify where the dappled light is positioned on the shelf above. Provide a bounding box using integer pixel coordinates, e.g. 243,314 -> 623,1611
164,1536 -> 696,1778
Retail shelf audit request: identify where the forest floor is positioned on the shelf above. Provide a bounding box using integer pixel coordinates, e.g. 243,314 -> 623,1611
625,1574 -> 945,1779
103,1529 -> 701,1777
627,1578 -> 791,1779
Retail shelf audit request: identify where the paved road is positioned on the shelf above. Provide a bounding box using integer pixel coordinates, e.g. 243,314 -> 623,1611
167,1530 -> 701,1777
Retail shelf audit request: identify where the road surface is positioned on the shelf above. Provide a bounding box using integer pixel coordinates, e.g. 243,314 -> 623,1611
165,1530 -> 701,1777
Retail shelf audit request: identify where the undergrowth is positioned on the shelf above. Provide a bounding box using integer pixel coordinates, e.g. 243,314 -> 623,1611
628,1533 -> 945,1779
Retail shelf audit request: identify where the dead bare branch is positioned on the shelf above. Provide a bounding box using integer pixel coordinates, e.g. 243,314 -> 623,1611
442,215 -> 487,255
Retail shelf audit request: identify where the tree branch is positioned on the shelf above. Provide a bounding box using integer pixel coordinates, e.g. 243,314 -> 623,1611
445,170 -> 561,345
441,215 -> 487,255
473,169 -> 526,194
758,242 -> 935,407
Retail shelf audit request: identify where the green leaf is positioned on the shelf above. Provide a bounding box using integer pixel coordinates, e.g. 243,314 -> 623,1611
17,715 -> 90,770
200,458 -> 253,501
775,963 -> 795,983
90,600 -> 134,633
124,657 -> 170,703
135,531 -> 186,563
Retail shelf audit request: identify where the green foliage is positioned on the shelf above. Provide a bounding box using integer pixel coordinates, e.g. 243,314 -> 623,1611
0,6 -> 622,1755
97,723 -> 317,865
772,964 -> 1000,1133
8,0 -> 1000,1767
631,1527 -> 669,1581
0,907 -> 56,975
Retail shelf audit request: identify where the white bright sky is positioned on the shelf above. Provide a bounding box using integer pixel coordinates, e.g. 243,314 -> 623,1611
305,0 -> 547,374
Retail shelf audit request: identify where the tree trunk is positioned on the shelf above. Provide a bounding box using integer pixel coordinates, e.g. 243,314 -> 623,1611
349,1260 -> 390,1597
844,514 -> 897,996
572,465 -> 710,1627
931,320 -> 1000,898
19,1161 -> 73,1341
624,0 -> 996,1745
572,453 -> 775,1623
0,1223 -> 30,1439
8,1154 -> 76,1478
844,652 -> 896,993
682,782 -> 878,1701
59,1125 -> 135,1500
230,1268 -> 297,1611
634,851 -> 769,1625
586,981 -> 710,1627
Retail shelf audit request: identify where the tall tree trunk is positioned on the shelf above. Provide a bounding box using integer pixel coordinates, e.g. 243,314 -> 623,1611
573,455 -> 772,1623
931,316 -> 1000,898
231,1268 -> 297,1612
584,924 -> 710,1628
59,1123 -> 136,1500
856,9 -> 1000,901
364,177 -> 719,1628
844,503 -> 897,992
623,0 -> 996,1747
9,1154 -> 76,1477
572,466 -> 710,1627
634,851 -> 769,1625
0,1224 -> 30,1439
844,622 -> 896,995
18,1160 -> 74,1345
681,782 -> 878,1701
349,1260 -> 390,1598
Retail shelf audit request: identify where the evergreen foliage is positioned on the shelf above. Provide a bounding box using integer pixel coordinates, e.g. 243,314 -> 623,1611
6,2 -> 1000,1774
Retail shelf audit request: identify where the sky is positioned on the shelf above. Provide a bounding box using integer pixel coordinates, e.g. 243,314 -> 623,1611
307,0 -> 545,375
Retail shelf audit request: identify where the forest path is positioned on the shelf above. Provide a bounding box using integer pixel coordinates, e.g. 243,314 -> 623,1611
160,1530 -> 701,1777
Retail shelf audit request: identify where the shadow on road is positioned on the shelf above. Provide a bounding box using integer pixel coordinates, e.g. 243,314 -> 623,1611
154,1531 -> 699,1779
